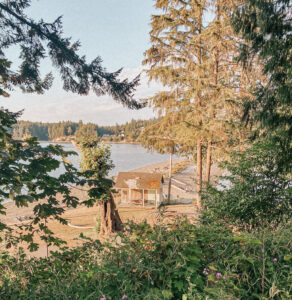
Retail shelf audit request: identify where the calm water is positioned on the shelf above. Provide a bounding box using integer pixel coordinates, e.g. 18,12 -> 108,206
2,143 -> 177,204
42,142 -> 176,177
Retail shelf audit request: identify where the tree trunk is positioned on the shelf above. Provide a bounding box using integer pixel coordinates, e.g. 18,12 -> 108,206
205,140 -> 212,185
196,139 -> 202,210
167,152 -> 173,204
99,193 -> 122,236
195,7 -> 203,210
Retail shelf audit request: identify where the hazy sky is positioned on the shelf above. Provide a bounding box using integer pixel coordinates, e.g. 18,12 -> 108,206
3,0 -> 163,125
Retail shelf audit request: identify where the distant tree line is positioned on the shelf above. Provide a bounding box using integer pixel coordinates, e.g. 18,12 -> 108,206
12,118 -> 160,142
105,118 -> 161,142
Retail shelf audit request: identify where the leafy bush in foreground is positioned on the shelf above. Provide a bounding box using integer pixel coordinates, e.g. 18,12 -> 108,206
203,141 -> 292,231
0,220 -> 291,299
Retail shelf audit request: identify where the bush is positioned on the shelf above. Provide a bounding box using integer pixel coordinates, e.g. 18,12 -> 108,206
203,141 -> 292,231
0,219 -> 291,299
195,222 -> 292,299
0,220 -> 205,299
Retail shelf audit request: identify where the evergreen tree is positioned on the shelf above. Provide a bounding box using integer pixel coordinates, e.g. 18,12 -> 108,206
79,139 -> 122,235
143,0 -> 259,208
144,0 -> 207,209
139,115 -> 177,203
232,0 -> 292,171
75,123 -> 99,146
0,0 -> 141,107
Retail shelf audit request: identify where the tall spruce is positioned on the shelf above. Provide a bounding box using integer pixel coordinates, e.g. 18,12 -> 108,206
144,0 -> 257,208
144,0 -> 207,209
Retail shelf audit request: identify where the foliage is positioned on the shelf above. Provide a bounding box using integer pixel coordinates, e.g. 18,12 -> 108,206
0,219 -> 291,299
232,0 -> 292,171
202,140 -> 292,230
143,0 -> 259,156
79,135 -> 122,235
80,137 -> 114,205
0,220 -> 204,299
195,221 -> 292,299
0,0 -> 140,107
75,123 -> 99,147
0,109 -> 87,250
94,214 -> 101,233
138,116 -> 177,155
12,118 -> 161,142
143,0 -> 260,207
0,0 -> 141,249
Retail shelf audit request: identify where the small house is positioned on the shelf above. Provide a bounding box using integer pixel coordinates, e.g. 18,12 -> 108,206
114,172 -> 164,207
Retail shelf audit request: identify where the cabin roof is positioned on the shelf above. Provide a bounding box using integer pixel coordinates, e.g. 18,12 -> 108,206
114,172 -> 164,189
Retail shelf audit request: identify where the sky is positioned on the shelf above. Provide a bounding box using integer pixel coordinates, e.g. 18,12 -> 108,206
3,0 -> 164,125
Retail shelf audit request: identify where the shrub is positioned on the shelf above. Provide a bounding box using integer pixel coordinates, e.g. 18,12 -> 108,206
203,141 -> 292,231
0,219 -> 205,299
0,219 -> 291,299
195,222 -> 292,299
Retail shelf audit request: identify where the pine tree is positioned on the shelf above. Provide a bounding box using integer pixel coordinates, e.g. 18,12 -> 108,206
144,0 -> 208,209
139,114 -> 177,203
143,0 -> 260,208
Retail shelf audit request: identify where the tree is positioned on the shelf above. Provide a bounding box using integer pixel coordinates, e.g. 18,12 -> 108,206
0,109 -> 82,250
79,138 -> 122,235
143,0 -> 256,209
75,123 -> 99,146
231,0 -> 292,171
0,0 -> 140,248
0,0 -> 141,107
143,0 -> 206,209
139,115 -> 177,204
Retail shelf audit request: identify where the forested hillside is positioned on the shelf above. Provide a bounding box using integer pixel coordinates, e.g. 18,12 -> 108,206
12,118 -> 160,142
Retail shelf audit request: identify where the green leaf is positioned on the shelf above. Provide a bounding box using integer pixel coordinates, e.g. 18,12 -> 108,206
174,280 -> 184,291
284,254 -> 292,261
162,290 -> 173,299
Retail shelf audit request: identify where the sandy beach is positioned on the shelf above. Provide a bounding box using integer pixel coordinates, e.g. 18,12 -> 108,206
1,158 -> 223,257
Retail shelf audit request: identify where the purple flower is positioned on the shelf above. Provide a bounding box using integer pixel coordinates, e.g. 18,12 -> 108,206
216,272 -> 222,279
100,296 -> 106,300
122,295 -> 128,299
273,258 -> 278,263
203,268 -> 209,275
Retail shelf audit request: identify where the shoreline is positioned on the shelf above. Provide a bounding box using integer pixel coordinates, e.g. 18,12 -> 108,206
2,156 -> 224,225
2,158 -> 189,225
39,140 -> 141,145
1,158 -> 224,257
